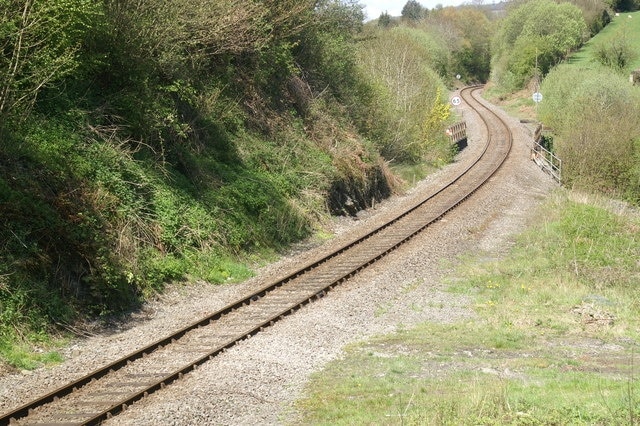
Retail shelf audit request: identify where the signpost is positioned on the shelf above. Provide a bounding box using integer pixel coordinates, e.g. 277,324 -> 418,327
532,92 -> 543,103
451,96 -> 461,106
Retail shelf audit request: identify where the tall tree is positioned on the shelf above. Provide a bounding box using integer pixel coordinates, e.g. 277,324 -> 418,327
401,0 -> 425,22
378,11 -> 392,27
426,6 -> 493,82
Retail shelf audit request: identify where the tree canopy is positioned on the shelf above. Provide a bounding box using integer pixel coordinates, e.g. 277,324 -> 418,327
491,0 -> 588,89
402,0 -> 425,22
426,6 -> 493,83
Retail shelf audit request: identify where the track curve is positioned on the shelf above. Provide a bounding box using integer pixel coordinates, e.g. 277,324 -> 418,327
1,86 -> 513,425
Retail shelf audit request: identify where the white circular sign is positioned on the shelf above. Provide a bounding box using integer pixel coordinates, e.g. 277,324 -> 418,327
451,96 -> 461,106
532,92 -> 543,103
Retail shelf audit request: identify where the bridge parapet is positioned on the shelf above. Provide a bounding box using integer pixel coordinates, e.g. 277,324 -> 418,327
446,121 -> 467,151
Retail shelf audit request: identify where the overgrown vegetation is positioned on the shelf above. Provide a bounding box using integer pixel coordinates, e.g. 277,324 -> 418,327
535,10 -> 640,205
357,27 -> 452,163
539,64 -> 640,202
487,5 -> 640,206
295,192 -> 640,425
0,0 -> 480,367
375,3 -> 493,84
491,0 -> 589,91
3,0 -> 635,390
423,6 -> 493,83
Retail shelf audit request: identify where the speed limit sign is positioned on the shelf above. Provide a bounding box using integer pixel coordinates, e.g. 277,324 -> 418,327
451,96 -> 461,106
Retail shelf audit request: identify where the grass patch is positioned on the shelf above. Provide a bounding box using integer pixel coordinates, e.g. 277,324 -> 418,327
569,11 -> 640,72
482,84 -> 540,122
0,343 -> 65,371
390,163 -> 440,190
293,191 -> 640,425
0,332 -> 68,371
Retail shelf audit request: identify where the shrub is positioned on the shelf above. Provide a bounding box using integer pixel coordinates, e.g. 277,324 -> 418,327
357,26 -> 451,162
593,32 -> 638,70
539,65 -> 640,201
0,0 -> 101,121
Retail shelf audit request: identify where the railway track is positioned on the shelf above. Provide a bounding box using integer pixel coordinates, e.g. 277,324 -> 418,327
1,86 -> 513,425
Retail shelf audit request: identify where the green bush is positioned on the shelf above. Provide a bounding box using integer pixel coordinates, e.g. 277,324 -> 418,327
539,65 -> 640,202
0,0 -> 102,121
593,31 -> 638,70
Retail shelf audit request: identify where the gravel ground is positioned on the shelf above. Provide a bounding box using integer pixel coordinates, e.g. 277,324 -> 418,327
0,91 -> 557,425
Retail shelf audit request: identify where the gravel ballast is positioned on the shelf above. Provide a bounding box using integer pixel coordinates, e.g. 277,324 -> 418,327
0,92 -> 557,425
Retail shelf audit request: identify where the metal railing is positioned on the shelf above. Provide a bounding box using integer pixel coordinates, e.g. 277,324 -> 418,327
531,124 -> 561,183
446,121 -> 467,144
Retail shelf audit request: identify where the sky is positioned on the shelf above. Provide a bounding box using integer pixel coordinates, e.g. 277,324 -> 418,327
359,0 -> 467,21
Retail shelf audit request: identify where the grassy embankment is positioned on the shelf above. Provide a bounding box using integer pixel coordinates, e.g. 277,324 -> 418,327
569,10 -> 640,70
